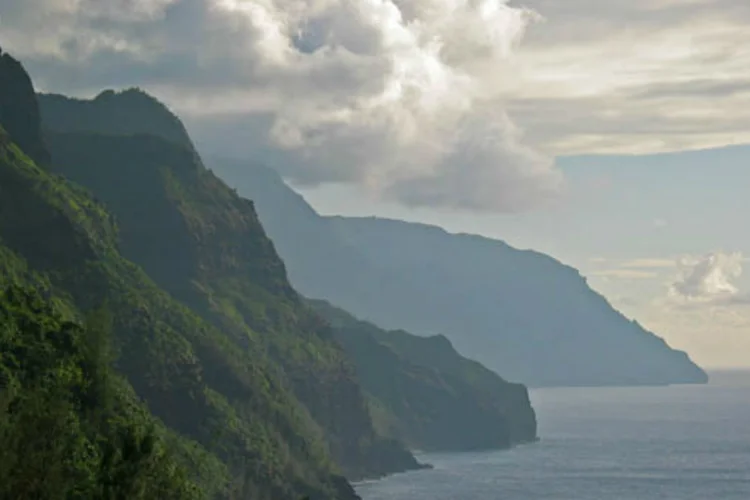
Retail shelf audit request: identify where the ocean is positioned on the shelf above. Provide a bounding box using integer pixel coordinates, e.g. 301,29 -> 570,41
356,371 -> 750,500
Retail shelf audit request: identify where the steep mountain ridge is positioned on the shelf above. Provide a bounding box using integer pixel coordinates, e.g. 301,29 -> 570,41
209,161 -> 708,388
43,129 -> 420,480
2,50 -> 372,500
0,125 -> 361,500
36,88 -> 544,464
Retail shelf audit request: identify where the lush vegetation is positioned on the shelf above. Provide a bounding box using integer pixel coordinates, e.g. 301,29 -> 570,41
0,284 -> 204,499
0,125 -> 357,500
42,109 -> 420,482
310,300 -> 537,451
1,47 -> 544,498
1,52 -> 365,499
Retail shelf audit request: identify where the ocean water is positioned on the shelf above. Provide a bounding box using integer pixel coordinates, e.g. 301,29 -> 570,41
357,371 -> 750,500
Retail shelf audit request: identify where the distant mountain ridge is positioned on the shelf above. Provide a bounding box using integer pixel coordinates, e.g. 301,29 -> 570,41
208,160 -> 708,388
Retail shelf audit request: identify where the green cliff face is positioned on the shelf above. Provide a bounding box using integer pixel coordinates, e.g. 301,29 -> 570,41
0,125 -> 358,500
43,130 -> 419,481
37,83 -> 542,458
0,52 -> 367,500
39,78 -> 423,480
2,47 -> 546,497
311,300 -> 538,452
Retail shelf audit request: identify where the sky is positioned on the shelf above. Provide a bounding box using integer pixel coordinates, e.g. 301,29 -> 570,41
0,0 -> 748,367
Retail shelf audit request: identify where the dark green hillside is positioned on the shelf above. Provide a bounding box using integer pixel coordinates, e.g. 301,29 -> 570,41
0,283 -> 207,499
44,129 -> 420,481
0,125 -> 357,500
1,52 -> 366,500
311,300 -> 537,451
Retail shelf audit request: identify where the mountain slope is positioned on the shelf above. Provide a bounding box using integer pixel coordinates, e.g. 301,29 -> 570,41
0,120 -> 362,500
37,89 -> 542,455
209,161 -> 708,388
1,51 -> 373,500
40,100 -> 420,480
310,300 -> 537,451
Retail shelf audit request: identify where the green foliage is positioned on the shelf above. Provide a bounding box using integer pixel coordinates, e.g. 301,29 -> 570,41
0,284 -> 202,499
1,55 -> 370,499
0,123 -> 351,499
43,124 -> 421,481
311,299 -> 538,452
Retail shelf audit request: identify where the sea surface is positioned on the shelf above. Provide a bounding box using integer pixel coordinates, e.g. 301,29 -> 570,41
357,371 -> 750,500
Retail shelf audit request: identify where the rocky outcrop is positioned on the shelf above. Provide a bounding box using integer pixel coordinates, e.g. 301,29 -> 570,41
313,300 -> 537,452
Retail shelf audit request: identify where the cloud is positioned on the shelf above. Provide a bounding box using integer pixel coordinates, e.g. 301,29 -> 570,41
668,251 -> 750,306
0,0 -> 563,212
620,258 -> 676,269
503,0 -> 750,155
587,256 -> 676,272
590,269 -> 657,280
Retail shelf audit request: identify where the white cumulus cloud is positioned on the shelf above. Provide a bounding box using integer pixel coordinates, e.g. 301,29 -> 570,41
668,252 -> 748,305
0,0 -> 563,212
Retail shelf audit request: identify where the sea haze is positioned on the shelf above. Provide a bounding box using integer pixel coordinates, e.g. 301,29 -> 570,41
357,371 -> 750,500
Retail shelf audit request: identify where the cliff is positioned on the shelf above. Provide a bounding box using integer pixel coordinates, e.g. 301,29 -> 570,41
38,93 -> 420,481
35,83 -> 547,458
210,161 -> 708,388
1,50 -> 379,500
310,300 -> 537,451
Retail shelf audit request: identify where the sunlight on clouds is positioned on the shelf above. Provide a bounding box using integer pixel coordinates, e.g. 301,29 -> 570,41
639,306 -> 750,368
508,0 -> 750,155
0,0 -> 565,212
590,269 -> 658,280
668,252 -> 747,305
4,0 -> 749,205
621,258 -> 676,269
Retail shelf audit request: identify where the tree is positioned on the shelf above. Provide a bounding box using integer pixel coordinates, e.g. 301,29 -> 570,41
0,284 -> 203,499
